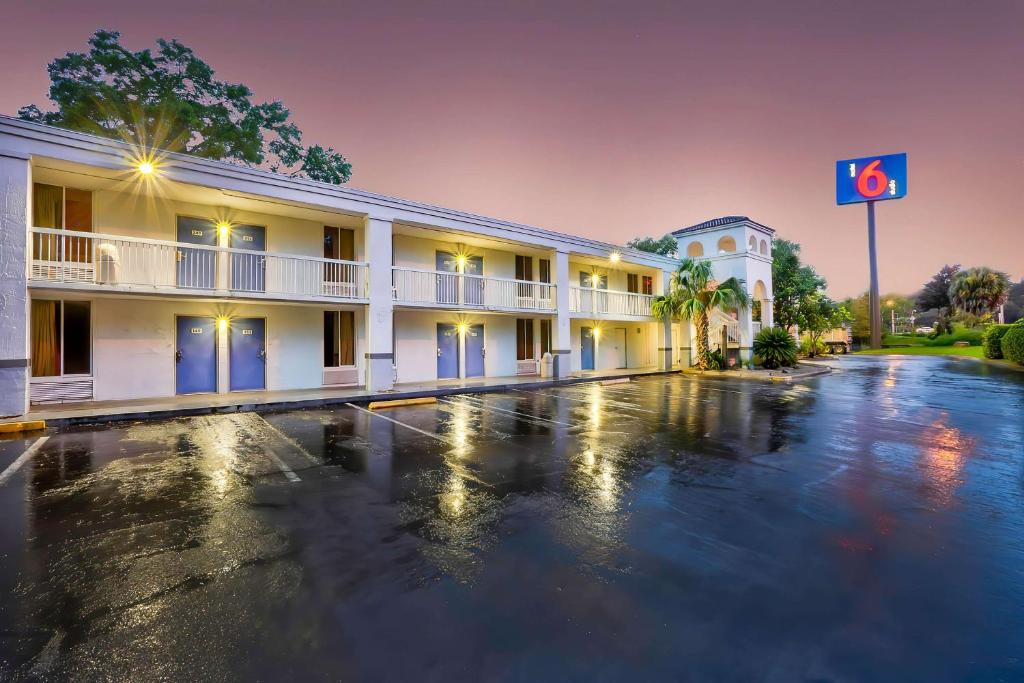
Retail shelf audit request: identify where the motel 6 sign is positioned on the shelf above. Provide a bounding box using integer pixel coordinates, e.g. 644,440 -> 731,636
835,152 -> 908,205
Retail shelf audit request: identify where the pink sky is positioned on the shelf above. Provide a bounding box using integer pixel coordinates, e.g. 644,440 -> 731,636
2,0 -> 1021,297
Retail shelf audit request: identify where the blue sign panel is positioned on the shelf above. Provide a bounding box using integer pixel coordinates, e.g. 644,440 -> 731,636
836,153 -> 907,205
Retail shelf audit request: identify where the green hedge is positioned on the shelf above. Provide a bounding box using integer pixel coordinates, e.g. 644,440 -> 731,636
884,328 -> 984,348
1002,325 -> 1024,366
982,324 -> 1014,359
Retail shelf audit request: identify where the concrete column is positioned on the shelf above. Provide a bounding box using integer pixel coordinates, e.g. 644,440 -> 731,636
551,250 -> 572,377
365,217 -> 394,391
0,151 -> 31,417
656,269 -> 673,370
657,317 -> 673,370
764,298 -> 774,328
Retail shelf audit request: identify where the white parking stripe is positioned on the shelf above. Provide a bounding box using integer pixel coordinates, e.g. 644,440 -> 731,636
256,415 -> 320,465
442,396 -> 571,427
0,436 -> 51,486
262,445 -> 301,483
515,388 -> 659,414
345,403 -> 454,445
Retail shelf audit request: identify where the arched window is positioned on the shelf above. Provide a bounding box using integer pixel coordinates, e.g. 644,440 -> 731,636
717,236 -> 736,253
686,241 -> 704,258
753,280 -> 767,300
760,239 -> 768,255
748,235 -> 757,251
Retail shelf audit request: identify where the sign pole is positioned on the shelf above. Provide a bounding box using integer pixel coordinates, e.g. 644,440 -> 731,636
867,200 -> 882,349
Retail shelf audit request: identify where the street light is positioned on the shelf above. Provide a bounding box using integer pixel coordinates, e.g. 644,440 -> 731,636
886,299 -> 896,335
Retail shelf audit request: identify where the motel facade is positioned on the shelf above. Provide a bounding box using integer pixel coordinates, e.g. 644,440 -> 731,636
0,117 -> 773,418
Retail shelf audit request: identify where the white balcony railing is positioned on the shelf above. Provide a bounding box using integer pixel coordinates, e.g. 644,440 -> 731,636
569,286 -> 654,318
392,267 -> 555,312
752,321 -> 763,336
29,228 -> 368,301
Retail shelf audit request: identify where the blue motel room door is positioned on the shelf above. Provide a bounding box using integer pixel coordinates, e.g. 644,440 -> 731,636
175,316 -> 218,394
437,323 -> 460,379
229,317 -> 267,391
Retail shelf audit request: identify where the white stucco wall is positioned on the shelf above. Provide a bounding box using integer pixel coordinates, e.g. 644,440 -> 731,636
394,310 -> 519,384
393,234 -> 518,279
89,298 -> 364,400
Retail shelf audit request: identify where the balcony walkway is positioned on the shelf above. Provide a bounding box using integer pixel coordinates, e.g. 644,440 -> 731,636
5,367 -> 669,428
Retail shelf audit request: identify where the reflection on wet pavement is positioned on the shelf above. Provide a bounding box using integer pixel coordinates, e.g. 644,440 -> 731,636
1,356 -> 1022,680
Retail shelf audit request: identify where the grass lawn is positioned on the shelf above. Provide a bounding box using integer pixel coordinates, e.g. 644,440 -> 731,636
855,345 -> 985,358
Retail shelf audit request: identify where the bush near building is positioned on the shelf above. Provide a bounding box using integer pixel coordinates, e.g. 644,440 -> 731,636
754,327 -> 798,369
982,324 -> 1014,359
1001,324 -> 1024,366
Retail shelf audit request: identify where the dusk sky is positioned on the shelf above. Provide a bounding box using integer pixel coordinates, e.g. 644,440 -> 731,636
2,0 -> 1021,297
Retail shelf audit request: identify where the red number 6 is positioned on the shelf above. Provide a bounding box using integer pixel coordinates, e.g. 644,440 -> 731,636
856,160 -> 888,198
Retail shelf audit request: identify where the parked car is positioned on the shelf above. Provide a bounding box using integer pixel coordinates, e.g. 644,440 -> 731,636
916,326 -> 934,334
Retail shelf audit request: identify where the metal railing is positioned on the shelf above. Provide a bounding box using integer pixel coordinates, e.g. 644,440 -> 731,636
568,286 -> 654,317
392,267 -> 556,311
29,227 -> 368,301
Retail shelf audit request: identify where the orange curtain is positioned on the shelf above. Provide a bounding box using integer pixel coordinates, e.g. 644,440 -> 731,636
339,311 -> 354,366
31,300 -> 59,376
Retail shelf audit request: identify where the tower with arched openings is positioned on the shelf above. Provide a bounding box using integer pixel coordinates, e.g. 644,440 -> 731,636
669,216 -> 775,366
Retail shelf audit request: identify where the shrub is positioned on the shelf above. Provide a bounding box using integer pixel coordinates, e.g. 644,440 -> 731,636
707,349 -> 726,371
753,327 -> 798,369
1002,325 -> 1024,366
799,338 -> 826,357
982,324 -> 1013,359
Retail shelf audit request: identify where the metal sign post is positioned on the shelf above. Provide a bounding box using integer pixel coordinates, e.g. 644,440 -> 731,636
836,153 -> 907,349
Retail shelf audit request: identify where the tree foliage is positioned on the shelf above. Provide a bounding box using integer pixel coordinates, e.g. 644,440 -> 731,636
771,239 -> 826,330
949,266 -> 1011,318
653,258 -> 749,370
19,29 -> 351,183
626,235 -> 677,257
799,295 -> 853,357
916,264 -> 960,314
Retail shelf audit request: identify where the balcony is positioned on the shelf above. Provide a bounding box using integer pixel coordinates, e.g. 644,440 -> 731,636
569,286 -> 654,318
392,267 -> 555,313
29,228 -> 368,302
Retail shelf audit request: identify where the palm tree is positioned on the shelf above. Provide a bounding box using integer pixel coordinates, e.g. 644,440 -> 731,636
653,258 -> 750,370
949,267 -> 1010,318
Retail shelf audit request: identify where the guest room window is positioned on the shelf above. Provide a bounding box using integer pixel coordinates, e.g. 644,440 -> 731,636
540,319 -> 552,356
32,184 -> 93,262
642,276 -> 653,295
324,310 -> 355,367
31,300 -> 91,377
516,319 -> 535,360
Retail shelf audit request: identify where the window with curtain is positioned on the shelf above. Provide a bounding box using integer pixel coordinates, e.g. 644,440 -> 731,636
31,300 -> 91,377
627,273 -> 639,293
540,319 -> 552,356
516,319 -> 534,360
32,184 -> 93,263
323,310 -> 355,367
642,276 -> 653,295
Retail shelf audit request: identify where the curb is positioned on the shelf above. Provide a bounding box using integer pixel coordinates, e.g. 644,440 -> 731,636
0,420 -> 46,434
23,369 -> 680,429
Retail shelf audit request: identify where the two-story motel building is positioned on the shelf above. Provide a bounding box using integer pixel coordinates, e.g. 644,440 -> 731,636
0,117 -> 774,418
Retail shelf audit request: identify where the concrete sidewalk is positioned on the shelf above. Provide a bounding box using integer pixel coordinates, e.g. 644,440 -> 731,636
5,367 -> 672,427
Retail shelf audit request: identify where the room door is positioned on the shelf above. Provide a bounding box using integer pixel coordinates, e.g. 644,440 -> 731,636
437,323 -> 460,379
175,316 -> 217,394
436,252 -> 458,304
613,327 -> 627,368
176,218 -> 218,289
230,225 -> 267,292
463,256 -> 484,305
581,326 -> 595,370
229,317 -> 266,391
465,324 -> 485,378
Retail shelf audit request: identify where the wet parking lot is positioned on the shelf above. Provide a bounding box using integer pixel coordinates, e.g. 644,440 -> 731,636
1,356 -> 1023,681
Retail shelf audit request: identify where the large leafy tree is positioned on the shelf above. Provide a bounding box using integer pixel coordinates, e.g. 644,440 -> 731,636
799,295 -> 853,356
916,264 -> 960,315
653,258 -> 749,370
771,239 -> 826,330
949,266 -> 1011,318
626,235 -> 677,257
19,29 -> 351,183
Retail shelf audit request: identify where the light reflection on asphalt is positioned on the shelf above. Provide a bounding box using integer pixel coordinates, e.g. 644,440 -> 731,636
0,355 -> 1022,681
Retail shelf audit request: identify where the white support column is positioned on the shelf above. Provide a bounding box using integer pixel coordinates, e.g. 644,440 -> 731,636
764,298 -> 774,328
365,217 -> 394,392
551,250 -> 572,377
0,151 -> 31,417
657,269 -> 673,370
